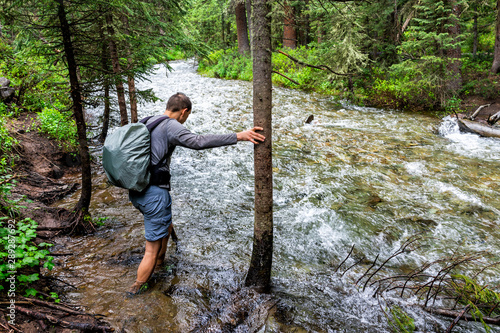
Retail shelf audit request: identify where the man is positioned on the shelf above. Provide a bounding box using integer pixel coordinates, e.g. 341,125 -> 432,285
128,92 -> 265,295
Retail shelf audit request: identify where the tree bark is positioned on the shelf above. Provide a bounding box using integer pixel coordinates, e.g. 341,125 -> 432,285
106,14 -> 128,126
297,1 -> 310,47
56,0 -> 92,215
282,0 -> 296,49
235,1 -> 250,55
100,27 -> 111,143
491,0 -> 500,74
246,0 -> 253,52
122,16 -> 138,123
445,1 -> 462,93
245,0 -> 273,291
472,13 -> 478,58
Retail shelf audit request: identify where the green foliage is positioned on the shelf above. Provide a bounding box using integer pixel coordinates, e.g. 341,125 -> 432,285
0,216 -> 54,292
0,116 -> 18,175
387,305 -> 415,333
451,274 -> 500,333
199,48 -> 252,81
0,36 -> 71,115
37,104 -> 78,151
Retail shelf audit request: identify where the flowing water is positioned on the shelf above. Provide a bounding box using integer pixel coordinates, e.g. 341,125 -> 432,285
50,60 -> 500,332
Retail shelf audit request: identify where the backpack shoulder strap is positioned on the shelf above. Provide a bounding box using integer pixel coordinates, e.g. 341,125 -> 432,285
139,116 -> 169,132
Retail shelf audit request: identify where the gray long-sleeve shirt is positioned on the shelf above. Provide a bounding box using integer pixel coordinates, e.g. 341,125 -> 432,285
147,115 -> 237,188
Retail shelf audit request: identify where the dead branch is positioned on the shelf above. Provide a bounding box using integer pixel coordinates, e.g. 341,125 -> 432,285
445,305 -> 471,333
356,254 -> 379,286
362,234 -> 423,292
19,297 -> 87,316
0,174 -> 18,187
488,110 -> 500,125
424,307 -> 500,326
335,244 -> 355,273
277,50 -> 352,76
15,306 -> 113,332
272,70 -> 299,85
469,104 -> 491,120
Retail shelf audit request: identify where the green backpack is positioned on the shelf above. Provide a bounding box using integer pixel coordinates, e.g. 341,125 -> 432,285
102,116 -> 168,192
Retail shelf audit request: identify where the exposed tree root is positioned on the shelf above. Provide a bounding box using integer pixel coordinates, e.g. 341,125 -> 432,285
15,306 -> 113,332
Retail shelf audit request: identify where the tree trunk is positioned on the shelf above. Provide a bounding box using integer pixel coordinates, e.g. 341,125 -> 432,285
122,16 -> 138,123
105,14 -> 128,126
445,1 -> 462,93
235,1 -> 250,55
99,27 -> 111,143
128,73 -> 138,123
246,0 -> 253,53
282,0 -> 296,49
298,1 -> 310,47
245,0 -> 273,291
100,82 -> 111,142
491,0 -> 500,74
472,13 -> 478,58
56,0 -> 91,216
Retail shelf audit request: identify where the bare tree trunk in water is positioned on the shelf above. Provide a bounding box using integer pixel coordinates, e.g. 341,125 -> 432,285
106,14 -> 128,126
283,0 -> 296,49
56,0 -> 91,218
245,0 -> 273,291
235,1 -> 250,55
491,0 -> 500,74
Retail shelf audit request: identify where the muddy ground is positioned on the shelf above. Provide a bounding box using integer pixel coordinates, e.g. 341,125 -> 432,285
0,113 -> 112,332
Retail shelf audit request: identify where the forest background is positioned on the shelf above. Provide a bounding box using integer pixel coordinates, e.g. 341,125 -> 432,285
0,0 -> 499,317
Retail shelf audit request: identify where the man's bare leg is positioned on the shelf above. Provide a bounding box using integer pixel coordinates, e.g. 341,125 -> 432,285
155,224 -> 173,270
128,239 -> 162,294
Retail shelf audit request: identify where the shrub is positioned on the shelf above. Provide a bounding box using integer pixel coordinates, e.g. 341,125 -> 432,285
37,104 -> 78,150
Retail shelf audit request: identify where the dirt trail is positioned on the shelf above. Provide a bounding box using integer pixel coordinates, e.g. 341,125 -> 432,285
1,112 -> 112,332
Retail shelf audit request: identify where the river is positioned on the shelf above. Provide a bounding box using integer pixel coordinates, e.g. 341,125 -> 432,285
50,60 -> 500,332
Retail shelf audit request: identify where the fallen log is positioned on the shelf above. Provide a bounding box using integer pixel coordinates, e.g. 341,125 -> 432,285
425,307 -> 500,326
458,119 -> 500,138
488,110 -> 500,125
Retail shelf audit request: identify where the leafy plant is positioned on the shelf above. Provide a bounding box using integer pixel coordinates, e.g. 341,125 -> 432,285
0,217 -> 54,293
450,274 -> 500,333
387,305 -> 415,333
37,104 -> 78,150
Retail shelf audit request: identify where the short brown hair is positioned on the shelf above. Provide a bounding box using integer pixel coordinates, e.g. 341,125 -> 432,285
166,92 -> 192,112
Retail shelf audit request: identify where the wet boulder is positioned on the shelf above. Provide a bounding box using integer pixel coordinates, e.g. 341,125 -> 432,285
0,77 -> 16,102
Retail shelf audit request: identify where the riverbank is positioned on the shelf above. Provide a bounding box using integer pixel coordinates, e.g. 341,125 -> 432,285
0,111 -> 112,332
198,47 -> 500,118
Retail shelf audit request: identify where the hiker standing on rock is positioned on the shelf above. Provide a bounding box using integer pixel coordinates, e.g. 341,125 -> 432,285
128,92 -> 265,295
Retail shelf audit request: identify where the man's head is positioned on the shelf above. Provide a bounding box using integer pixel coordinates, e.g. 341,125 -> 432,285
166,92 -> 192,124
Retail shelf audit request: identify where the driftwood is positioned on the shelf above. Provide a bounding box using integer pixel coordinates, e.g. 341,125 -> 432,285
424,307 -> 500,326
458,119 -> 500,138
488,110 -> 500,125
469,104 -> 491,120
15,306 -> 113,332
